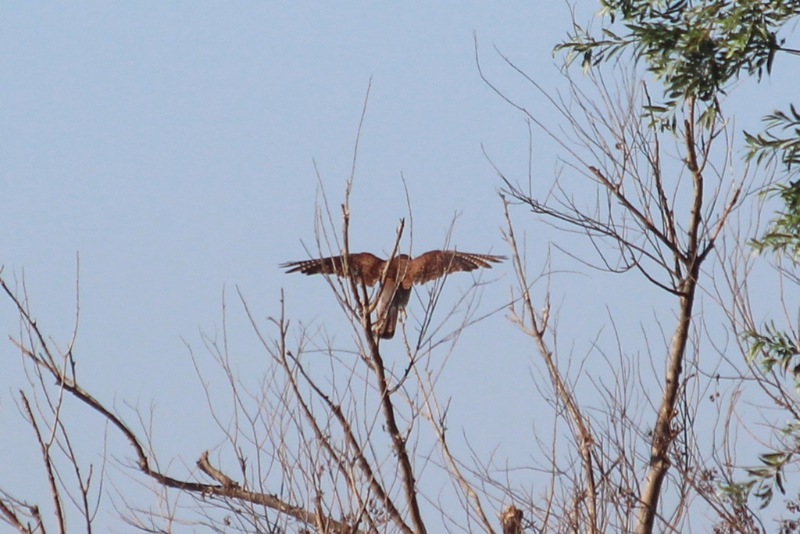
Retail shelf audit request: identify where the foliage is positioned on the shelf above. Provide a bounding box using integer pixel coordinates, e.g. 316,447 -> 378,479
557,0 -> 800,111
746,106 -> 800,256
746,322 -> 800,375
557,0 -> 800,525
746,104 -> 800,172
741,100 -> 800,514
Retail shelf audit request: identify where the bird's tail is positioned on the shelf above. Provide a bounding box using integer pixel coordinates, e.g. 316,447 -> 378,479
376,306 -> 398,339
373,286 -> 398,340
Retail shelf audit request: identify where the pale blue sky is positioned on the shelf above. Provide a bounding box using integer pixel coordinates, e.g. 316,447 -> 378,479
2,2 -> 798,531
1,1 -> 573,439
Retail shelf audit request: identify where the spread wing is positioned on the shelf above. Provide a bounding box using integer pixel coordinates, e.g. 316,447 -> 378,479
406,251 -> 505,286
281,252 -> 386,286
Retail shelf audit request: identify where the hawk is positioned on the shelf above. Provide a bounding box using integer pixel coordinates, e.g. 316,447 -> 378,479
282,250 -> 505,339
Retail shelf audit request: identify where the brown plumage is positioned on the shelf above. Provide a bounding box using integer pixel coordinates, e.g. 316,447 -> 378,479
282,251 -> 505,339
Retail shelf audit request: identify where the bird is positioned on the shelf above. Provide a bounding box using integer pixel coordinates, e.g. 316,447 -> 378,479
282,250 -> 505,339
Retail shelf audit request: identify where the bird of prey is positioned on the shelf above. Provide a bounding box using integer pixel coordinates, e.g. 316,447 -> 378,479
282,250 -> 505,339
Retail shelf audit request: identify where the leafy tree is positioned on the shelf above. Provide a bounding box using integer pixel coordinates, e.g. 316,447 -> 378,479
481,0 -> 800,533
559,0 -> 800,112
